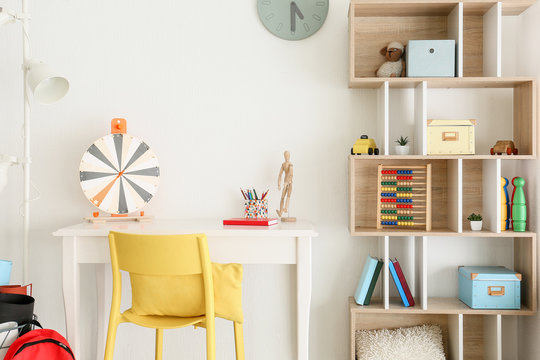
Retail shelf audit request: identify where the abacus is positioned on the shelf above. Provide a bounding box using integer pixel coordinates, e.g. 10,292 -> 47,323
376,164 -> 432,231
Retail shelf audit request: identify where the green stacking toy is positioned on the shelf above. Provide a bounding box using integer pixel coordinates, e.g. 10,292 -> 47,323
511,177 -> 526,232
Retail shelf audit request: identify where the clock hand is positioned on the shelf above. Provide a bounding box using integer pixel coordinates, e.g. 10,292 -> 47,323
290,1 -> 304,32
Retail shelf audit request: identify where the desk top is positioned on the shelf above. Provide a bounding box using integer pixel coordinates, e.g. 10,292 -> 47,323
53,219 -> 318,238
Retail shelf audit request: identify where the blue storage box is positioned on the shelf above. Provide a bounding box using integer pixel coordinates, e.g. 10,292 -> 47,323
406,40 -> 455,77
0,260 -> 12,285
458,266 -> 521,310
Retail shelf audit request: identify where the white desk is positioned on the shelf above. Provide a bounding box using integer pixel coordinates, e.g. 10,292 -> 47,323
53,219 -> 317,360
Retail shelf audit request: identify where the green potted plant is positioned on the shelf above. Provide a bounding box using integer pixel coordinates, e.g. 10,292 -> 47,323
467,213 -> 483,231
395,136 -> 410,155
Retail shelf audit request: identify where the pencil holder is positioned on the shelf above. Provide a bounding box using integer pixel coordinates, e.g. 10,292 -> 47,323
244,199 -> 268,219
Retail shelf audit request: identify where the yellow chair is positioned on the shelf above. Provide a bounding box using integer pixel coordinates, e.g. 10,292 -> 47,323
104,231 -> 244,360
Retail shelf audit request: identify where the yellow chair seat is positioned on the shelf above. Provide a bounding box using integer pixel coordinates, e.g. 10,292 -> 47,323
122,309 -> 205,330
104,232 -> 244,360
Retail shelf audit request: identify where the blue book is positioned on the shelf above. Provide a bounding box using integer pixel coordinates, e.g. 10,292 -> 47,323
389,259 -> 410,307
354,256 -> 379,305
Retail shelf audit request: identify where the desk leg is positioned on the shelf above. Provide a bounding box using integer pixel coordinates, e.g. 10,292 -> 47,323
96,264 -> 112,360
62,236 -> 80,360
297,236 -> 312,360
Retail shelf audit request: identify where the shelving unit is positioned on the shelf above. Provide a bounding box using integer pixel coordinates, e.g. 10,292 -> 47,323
348,1 -> 538,359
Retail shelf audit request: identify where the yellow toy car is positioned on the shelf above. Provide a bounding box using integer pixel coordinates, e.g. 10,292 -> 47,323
351,135 -> 379,155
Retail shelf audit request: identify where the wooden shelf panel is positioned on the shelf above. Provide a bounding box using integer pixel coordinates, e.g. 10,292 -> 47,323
351,227 -> 536,237
349,77 -> 535,89
349,296 -> 536,315
349,154 -> 536,160
349,0 -> 536,16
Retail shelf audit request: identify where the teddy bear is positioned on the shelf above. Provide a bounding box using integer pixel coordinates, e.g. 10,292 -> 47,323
376,41 -> 406,77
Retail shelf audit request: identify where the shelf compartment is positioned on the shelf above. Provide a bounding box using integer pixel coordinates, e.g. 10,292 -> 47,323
514,236 -> 537,313
349,2 -> 461,79
349,158 -> 452,233
350,79 -> 537,157
462,160 -> 483,230
463,2 -> 502,77
349,297 -> 515,360
348,1 -> 503,80
427,84 -> 536,156
350,306 -> 455,360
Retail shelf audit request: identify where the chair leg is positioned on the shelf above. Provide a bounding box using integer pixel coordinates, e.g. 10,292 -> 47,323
104,316 -> 119,360
234,322 -> 245,360
206,317 -> 216,360
155,328 -> 163,360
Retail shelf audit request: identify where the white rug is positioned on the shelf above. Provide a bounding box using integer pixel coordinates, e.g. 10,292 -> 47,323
355,324 -> 445,360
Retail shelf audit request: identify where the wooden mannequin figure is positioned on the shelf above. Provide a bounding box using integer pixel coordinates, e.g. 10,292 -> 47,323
276,150 -> 296,222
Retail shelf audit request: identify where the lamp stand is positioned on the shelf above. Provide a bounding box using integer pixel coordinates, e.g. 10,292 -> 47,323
22,0 -> 31,285
1,0 -> 68,286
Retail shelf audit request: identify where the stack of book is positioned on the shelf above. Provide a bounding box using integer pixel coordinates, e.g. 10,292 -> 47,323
389,257 -> 414,307
354,256 -> 414,307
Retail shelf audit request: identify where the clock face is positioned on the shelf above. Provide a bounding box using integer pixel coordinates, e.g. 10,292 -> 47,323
79,134 -> 160,215
257,0 -> 329,41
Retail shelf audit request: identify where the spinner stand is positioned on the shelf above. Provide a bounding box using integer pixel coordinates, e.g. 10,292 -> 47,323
80,118 -> 159,223
376,164 -> 432,231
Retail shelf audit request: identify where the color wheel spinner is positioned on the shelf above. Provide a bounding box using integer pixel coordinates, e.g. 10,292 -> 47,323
79,119 -> 160,217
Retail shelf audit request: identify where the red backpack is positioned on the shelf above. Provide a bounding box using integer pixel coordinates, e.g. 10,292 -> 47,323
4,326 -> 75,360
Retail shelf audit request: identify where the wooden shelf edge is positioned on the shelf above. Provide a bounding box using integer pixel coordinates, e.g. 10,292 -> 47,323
351,228 -> 536,237
349,296 -> 536,316
349,154 -> 536,160
349,77 -> 535,89
349,0 -> 535,16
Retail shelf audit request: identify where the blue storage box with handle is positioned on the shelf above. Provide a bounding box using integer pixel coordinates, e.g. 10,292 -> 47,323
458,266 -> 521,309
0,260 -> 12,286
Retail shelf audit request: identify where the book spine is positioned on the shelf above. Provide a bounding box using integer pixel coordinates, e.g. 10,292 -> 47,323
393,259 -> 415,307
363,259 -> 383,305
354,257 -> 377,305
389,260 -> 410,307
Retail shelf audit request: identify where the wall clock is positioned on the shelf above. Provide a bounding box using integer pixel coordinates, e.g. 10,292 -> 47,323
257,0 -> 329,41
79,119 -> 160,216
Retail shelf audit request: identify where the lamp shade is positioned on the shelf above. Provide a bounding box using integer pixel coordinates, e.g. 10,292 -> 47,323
0,155 -> 17,193
0,7 -> 16,27
25,60 -> 69,104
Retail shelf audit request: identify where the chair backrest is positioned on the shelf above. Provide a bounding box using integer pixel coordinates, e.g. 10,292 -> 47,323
108,231 -> 215,318
109,232 -> 209,276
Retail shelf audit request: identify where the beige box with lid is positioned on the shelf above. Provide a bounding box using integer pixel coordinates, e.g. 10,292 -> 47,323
427,119 -> 476,155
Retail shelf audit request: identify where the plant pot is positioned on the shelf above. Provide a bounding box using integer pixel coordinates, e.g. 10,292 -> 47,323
395,145 -> 410,155
470,220 -> 482,231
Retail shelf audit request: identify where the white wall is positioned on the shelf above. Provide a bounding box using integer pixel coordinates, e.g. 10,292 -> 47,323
0,1 -> 372,359
515,1 -> 540,359
0,0 -> 537,359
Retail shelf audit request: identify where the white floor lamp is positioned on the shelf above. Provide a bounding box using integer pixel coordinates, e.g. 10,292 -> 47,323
1,2 -> 69,284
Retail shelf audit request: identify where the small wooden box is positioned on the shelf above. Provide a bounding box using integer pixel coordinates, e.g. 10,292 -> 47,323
458,266 -> 521,310
406,40 -> 455,77
427,119 -> 476,155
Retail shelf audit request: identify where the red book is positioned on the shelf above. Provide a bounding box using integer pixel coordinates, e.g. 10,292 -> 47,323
392,258 -> 415,307
223,218 -> 278,226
